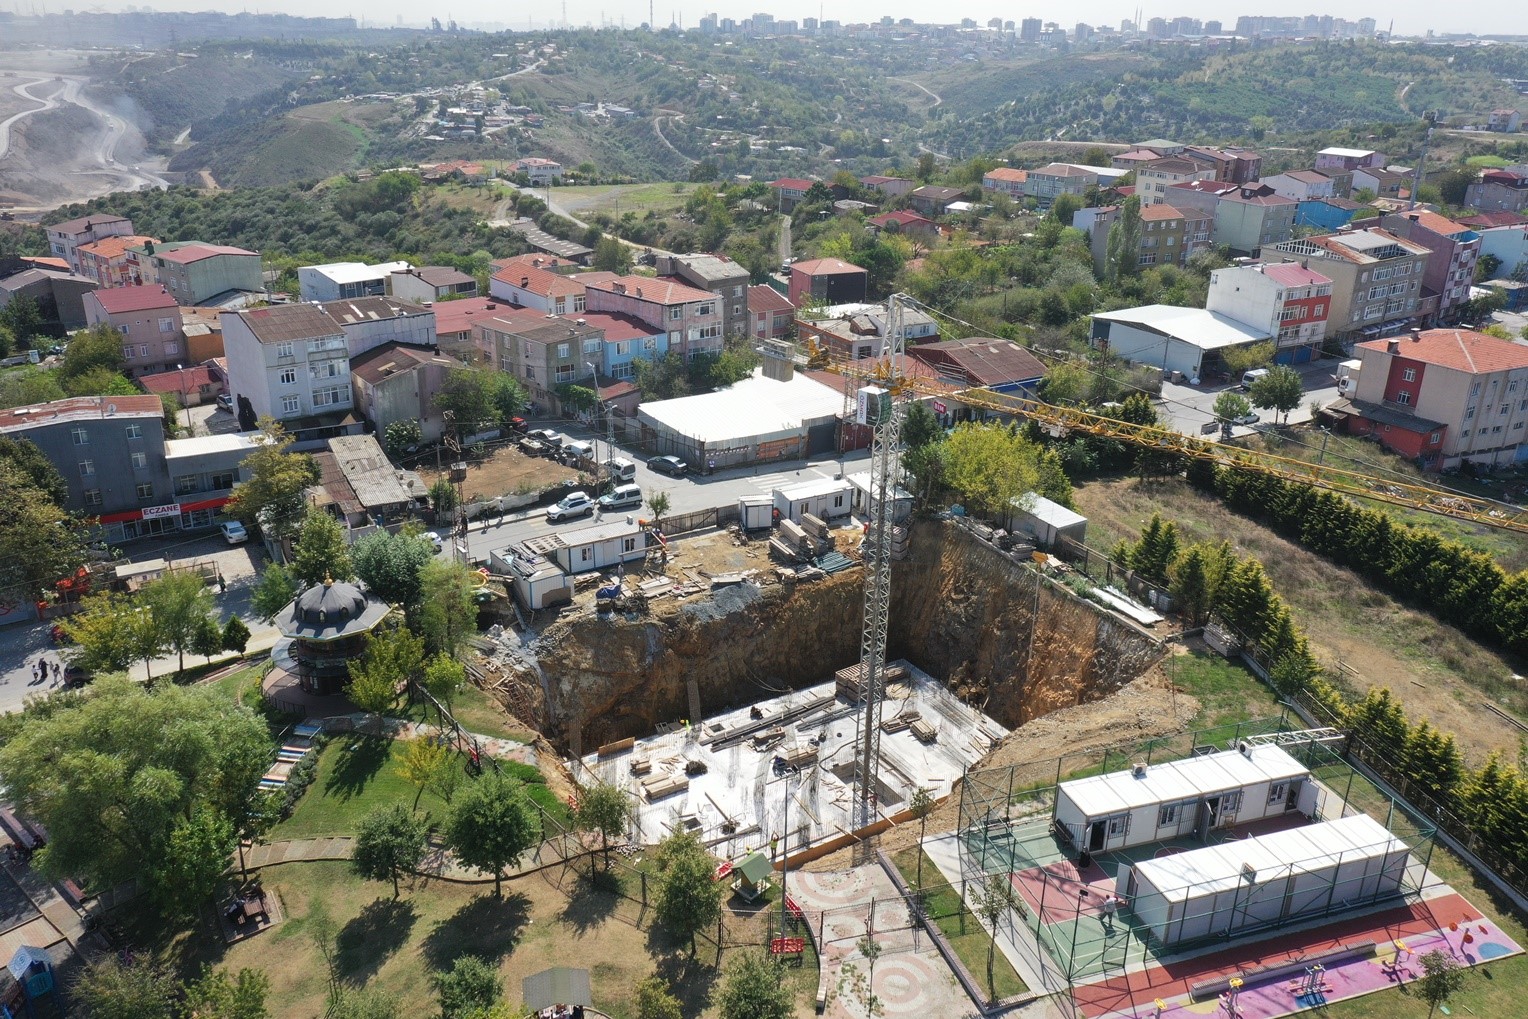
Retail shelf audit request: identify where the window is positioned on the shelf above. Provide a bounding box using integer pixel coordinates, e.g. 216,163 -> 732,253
281,395 -> 301,415
553,298 -> 566,315
524,367 -> 536,381
70,427 -> 88,445
1138,253 -> 1157,266
136,483 -> 154,500
622,537 -> 637,553
118,324 -> 130,335
555,366 -> 576,383
210,470 -> 235,490
279,368 -> 297,385
137,344 -> 151,358
78,460 -> 94,477
1396,391 -> 1411,405
1466,407 -> 1476,419
614,341 -> 631,356
573,294 -> 585,313
163,341 -> 179,356
669,307 -> 683,321
131,452 -> 147,469
1106,814 -> 1131,837
308,336 -> 346,354
1222,790 -> 1243,813
557,343 -> 570,359
1511,381 -> 1520,394
698,302 -> 716,317
158,317 -> 176,333
644,337 -> 657,351
176,474 -> 200,495
583,339 -> 601,355
1431,432 -> 1442,444
1504,405 -> 1513,416
312,386 -> 349,407
612,363 -> 634,379
1157,803 -> 1179,827
310,360 -> 343,380
83,488 -> 102,507
1493,425 -> 1503,434
1402,368 -> 1416,382
579,547 -> 591,563
697,325 -> 722,340
276,341 -> 294,359
732,285 -> 744,298
1268,782 -> 1287,805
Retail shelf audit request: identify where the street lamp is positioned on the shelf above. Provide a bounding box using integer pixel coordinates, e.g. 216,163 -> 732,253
585,361 -> 601,490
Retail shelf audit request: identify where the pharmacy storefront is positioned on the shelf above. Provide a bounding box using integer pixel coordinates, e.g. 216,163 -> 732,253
97,497 -> 230,543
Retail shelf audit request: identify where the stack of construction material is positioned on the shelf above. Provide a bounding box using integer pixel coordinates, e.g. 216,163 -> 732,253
880,710 -> 922,734
781,743 -> 819,768
770,518 -> 814,562
800,512 -> 832,547
835,662 -> 910,701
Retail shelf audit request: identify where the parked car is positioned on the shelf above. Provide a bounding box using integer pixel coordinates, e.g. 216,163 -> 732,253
508,416 -> 529,433
647,455 -> 689,477
598,483 -> 643,511
526,428 -> 561,445
62,662 -> 91,688
220,520 -> 249,544
1232,411 -> 1260,426
423,531 -> 443,552
216,392 -> 234,411
546,492 -> 595,522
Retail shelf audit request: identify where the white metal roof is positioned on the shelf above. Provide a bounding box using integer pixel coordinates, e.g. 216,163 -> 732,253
637,369 -> 843,446
1092,305 -> 1271,351
1010,492 -> 1087,529
845,471 -> 913,501
1318,147 -> 1378,159
305,260 -> 413,285
1060,745 -> 1308,819
776,476 -> 853,501
1133,814 -> 1407,902
164,433 -> 262,459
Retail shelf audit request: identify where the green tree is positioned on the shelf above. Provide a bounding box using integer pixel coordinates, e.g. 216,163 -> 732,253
71,957 -> 178,1019
973,873 -> 1022,1003
435,956 -> 502,1019
1168,545 -> 1214,625
1212,390 -> 1252,424
179,965 -> 271,1019
901,401 -> 942,450
222,615 -> 252,653
384,419 -> 423,458
191,612 -> 225,662
0,462 -> 92,609
352,803 -> 428,898
225,419 -> 320,542
58,322 -> 127,382
61,366 -> 139,398
941,423 -> 1041,520
421,652 -> 466,710
250,563 -> 299,622
1103,196 -> 1142,282
0,294 -> 45,349
347,626 -> 425,715
909,786 -> 934,889
489,370 -> 529,422
1035,447 -> 1074,508
433,369 -> 500,438
0,677 -> 269,915
635,974 -> 684,1019
1221,340 -> 1275,376
62,591 -> 159,675
1051,192 -> 1083,227
290,511 -> 354,587
417,560 -> 480,657
654,829 -> 724,954
592,235 -> 633,273
576,782 -> 631,870
1129,513 -> 1179,585
1247,364 -> 1303,424
1418,949 -> 1465,1017
647,490 -> 671,524
352,529 -> 435,615
717,951 -> 793,1019
141,568 -> 217,674
444,773 -> 539,897
0,368 -> 65,409
0,435 -> 67,505
399,735 -> 451,811
328,991 -> 399,1019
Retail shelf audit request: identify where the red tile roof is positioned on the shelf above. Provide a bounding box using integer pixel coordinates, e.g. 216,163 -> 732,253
771,178 -> 816,192
89,285 -> 177,314
585,275 -> 714,305
982,168 -> 1029,183
566,311 -> 661,341
1457,211 -> 1528,229
432,297 -> 524,337
490,253 -> 578,274
908,337 -> 1048,387
137,365 -> 216,396
155,243 -> 257,264
747,285 -> 794,316
1357,329 -> 1528,374
1139,204 -> 1188,222
491,263 -> 588,299
868,210 -> 937,229
790,258 -> 866,277
77,235 -> 158,259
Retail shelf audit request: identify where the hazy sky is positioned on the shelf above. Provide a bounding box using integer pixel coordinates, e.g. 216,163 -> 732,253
69,1 -> 1528,38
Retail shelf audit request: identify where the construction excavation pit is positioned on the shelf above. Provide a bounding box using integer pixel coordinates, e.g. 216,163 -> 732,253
575,661 -> 1009,860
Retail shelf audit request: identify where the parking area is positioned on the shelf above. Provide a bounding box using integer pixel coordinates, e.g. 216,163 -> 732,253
1155,358 -> 1344,439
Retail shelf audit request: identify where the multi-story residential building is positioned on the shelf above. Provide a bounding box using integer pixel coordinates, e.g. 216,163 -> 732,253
1112,148 -> 1165,172
75,234 -> 157,288
1212,186 -> 1297,256
82,285 -> 187,378
584,275 -> 724,359
860,175 -> 917,197
575,311 -> 668,381
1314,168 -> 1355,199
867,210 -> 943,241
1137,157 -> 1217,204
1487,109 -> 1522,133
1260,170 -> 1336,203
487,263 -> 598,313
160,432 -> 261,538
1352,166 -> 1410,200
1206,263 -> 1333,363
350,342 -> 468,444
0,262 -> 97,332
769,177 -> 816,213
747,285 -> 795,340
510,157 -> 563,184
1025,163 -> 1098,206
388,266 -> 478,304
322,296 -> 436,357
482,314 -> 604,411
298,261 -> 411,303
45,214 -> 134,275
128,241 -> 263,305
1457,212 -> 1528,278
1162,179 -> 1241,220
655,253 -> 750,339
1180,145 -> 1262,184
1465,168 -> 1528,213
223,303 -> 352,425
908,185 -> 966,216
787,258 -> 868,309
1380,210 -> 1482,324
1269,227 -> 1432,341
1338,328 -> 1528,469
1314,147 -> 1386,173
981,167 -> 1030,198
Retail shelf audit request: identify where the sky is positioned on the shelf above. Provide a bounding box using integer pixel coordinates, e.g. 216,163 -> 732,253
34,0 -> 1528,39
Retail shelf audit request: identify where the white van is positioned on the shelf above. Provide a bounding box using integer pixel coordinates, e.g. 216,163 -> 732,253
561,440 -> 594,461
1241,368 -> 1270,390
599,483 -> 644,511
603,457 -> 637,482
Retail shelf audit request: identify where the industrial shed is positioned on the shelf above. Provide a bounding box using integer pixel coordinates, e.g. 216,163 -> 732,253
1006,493 -> 1087,549
1054,745 -> 1311,854
773,477 -> 853,522
1121,814 -> 1410,946
636,369 -> 844,469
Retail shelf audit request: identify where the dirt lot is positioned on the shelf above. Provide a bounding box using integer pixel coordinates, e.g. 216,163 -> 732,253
419,444 -> 579,503
1072,476 -> 1528,765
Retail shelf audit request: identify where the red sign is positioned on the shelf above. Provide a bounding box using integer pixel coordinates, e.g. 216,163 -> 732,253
141,503 -> 182,520
933,401 -> 947,415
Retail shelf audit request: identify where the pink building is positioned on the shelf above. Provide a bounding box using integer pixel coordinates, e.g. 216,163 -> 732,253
82,285 -> 188,378
75,234 -> 158,288
583,275 -> 723,358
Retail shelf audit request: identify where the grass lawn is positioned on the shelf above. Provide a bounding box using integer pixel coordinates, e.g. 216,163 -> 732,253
399,685 -> 536,743
553,182 -> 696,217
202,663 -> 264,706
888,847 -> 1028,1001
1167,651 -> 1279,729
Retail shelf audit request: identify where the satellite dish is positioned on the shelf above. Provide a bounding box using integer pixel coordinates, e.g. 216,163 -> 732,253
106,403 -> 117,415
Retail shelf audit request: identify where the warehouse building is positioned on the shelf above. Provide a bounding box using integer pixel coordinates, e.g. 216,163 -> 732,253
635,368 -> 844,470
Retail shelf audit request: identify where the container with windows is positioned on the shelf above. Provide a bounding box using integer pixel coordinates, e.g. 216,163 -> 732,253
1052,744 -> 1312,855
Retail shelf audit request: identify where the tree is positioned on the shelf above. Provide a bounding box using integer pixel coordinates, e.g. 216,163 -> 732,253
647,490 -> 671,525
417,560 -> 480,657
716,951 -> 793,1019
352,803 -> 428,898
489,370 -> 528,422
0,436 -> 67,505
444,774 -> 539,897
1418,949 -> 1465,1017
191,613 -> 225,662
0,462 -> 92,609
58,322 -> 127,383
1051,192 -> 1083,227
347,626 -> 425,715
592,235 -> 633,273
941,423 -> 1041,521
250,563 -> 299,622
352,529 -> 435,615
1221,340 -> 1275,377
328,990 -> 399,1019
222,615 -> 252,653
433,369 -> 500,438
62,591 -> 161,675
1248,364 -> 1303,423
429,476 -> 459,517
180,965 -> 271,1019
61,366 -> 139,398
400,735 -> 451,811
901,401 -> 942,450
385,419 -> 422,458
435,956 -> 502,1019
654,829 -> 724,953
1104,196 -> 1142,282
225,419 -> 320,542
160,391 -> 185,438
635,974 -> 683,1019
70,957 -> 177,1019
909,786 -> 935,888
0,294 -> 45,350
140,568 -> 217,674
290,511 -> 354,587
973,873 -> 1023,1002
0,678 -> 269,916
421,652 -> 466,711
576,782 -> 630,870
1212,390 -> 1252,424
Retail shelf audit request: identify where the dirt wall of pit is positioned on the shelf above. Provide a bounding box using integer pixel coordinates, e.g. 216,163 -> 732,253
504,519 -> 1163,749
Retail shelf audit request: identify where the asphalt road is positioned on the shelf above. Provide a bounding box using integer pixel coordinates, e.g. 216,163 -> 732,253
1154,359 -> 1345,439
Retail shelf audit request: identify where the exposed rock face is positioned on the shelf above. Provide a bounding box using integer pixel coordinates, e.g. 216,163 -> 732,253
499,520 -> 1163,750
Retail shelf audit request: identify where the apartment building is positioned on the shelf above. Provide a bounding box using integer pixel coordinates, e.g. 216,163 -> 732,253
1212,186 -> 1297,255
1206,263 -> 1333,363
981,167 -> 1030,198
483,314 -> 604,411
388,266 -> 478,304
1380,210 -> 1482,324
1137,157 -> 1217,204
1466,168 -> 1528,214
1268,227 -> 1431,341
655,253 -> 750,339
788,258 -> 868,309
45,214 -> 134,275
321,296 -> 437,358
82,285 -> 187,378
586,275 -> 725,358
487,263 -> 596,313
1260,170 -> 1336,203
75,234 -> 158,288
222,303 -> 352,424
129,241 -> 263,305
298,261 -> 411,303
1314,147 -> 1386,173
1180,145 -> 1262,184
350,342 -> 468,445
1025,163 -> 1098,206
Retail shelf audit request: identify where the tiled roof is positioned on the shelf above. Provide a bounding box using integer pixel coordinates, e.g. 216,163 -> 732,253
491,263 -> 589,299
0,395 -> 162,432
1457,211 -> 1528,229
1258,263 -> 1332,288
771,178 -> 816,191
585,275 -> 714,305
137,365 -> 215,395
89,284 -> 177,314
490,253 -> 578,273
869,210 -> 937,228
1142,157 -> 1209,174
45,214 -> 130,235
747,285 -> 794,316
435,297 -> 526,337
77,235 -> 158,259
154,243 -> 258,264
790,258 -> 866,277
983,168 -> 1029,183
1139,204 -> 1187,222
1390,210 -> 1472,238
1357,329 -> 1528,374
908,337 -> 1048,386
234,303 -> 345,344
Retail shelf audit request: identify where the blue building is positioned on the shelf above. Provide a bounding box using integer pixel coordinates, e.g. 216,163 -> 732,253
578,311 -> 668,380
1296,198 -> 1363,232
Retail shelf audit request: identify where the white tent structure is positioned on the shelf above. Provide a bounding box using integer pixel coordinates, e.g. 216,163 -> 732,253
1121,814 -> 1411,946
1054,745 -> 1311,854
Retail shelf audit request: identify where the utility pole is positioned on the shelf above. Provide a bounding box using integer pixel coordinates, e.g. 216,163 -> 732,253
1409,117 -> 1432,211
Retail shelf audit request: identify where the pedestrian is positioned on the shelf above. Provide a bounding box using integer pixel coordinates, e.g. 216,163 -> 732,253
217,572 -> 227,594
30,662 -> 38,684
1102,894 -> 1118,932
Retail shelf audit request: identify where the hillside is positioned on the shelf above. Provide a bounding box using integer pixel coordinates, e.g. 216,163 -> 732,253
170,101 -> 392,187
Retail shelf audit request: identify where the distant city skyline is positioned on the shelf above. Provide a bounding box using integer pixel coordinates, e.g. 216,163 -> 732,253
3,0 -> 1520,38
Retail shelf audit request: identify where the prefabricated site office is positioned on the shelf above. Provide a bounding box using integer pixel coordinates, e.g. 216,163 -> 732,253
1121,814 -> 1411,945
1053,745 -> 1312,854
